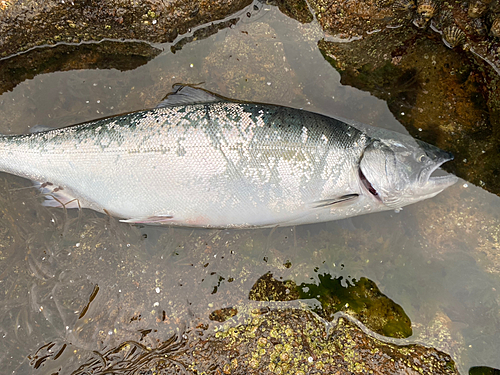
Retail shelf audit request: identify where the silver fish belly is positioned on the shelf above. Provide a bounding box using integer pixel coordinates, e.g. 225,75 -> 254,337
0,86 -> 457,228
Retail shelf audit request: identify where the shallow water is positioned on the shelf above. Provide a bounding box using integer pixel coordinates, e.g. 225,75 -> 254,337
0,2 -> 499,374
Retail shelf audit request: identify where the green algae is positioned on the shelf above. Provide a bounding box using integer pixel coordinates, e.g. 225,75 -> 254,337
249,272 -> 412,339
298,274 -> 413,338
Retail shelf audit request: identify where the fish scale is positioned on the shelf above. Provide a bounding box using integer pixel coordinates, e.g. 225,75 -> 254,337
0,86 -> 457,228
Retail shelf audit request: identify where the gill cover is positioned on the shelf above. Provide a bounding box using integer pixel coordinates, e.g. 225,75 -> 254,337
360,140 -> 404,207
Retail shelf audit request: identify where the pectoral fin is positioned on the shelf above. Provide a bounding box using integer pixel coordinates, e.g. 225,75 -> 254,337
35,181 -> 83,209
120,215 -> 174,224
311,194 -> 359,208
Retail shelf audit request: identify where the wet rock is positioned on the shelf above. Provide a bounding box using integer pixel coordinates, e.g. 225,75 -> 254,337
170,18 -> 240,54
209,306 -> 239,322
200,308 -> 458,374
413,310 -> 466,372
30,308 -> 459,374
275,0 -> 314,24
308,0 -> 409,38
318,28 -> 500,196
249,272 -> 300,302
318,26 -> 418,72
307,0 -> 500,72
0,0 -> 252,58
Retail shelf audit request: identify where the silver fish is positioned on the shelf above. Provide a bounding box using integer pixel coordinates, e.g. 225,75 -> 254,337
0,85 -> 457,228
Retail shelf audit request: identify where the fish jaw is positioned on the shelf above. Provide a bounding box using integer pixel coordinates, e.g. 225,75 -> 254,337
415,158 -> 458,201
416,172 -> 458,201
409,140 -> 457,201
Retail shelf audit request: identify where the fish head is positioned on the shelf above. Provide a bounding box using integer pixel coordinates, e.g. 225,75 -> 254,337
359,138 -> 457,209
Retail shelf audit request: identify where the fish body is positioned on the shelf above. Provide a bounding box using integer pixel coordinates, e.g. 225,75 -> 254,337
0,86 -> 457,228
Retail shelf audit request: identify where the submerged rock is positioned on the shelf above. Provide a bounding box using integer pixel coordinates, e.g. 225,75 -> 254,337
29,308 -> 459,375
202,21 -> 305,104
0,178 -> 477,374
249,272 -> 413,338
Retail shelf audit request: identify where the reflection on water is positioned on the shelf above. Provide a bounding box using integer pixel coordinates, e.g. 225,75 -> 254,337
0,2 -> 499,374
0,41 -> 161,95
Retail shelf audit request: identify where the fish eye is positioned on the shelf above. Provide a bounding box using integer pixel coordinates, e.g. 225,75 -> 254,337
417,154 -> 428,163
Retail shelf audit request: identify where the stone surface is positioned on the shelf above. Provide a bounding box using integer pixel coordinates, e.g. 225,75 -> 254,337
0,0 -> 252,58
29,308 -> 460,375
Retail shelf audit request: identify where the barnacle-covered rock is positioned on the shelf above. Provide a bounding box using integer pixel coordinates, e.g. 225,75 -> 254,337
470,16 -> 489,35
442,24 -> 467,48
393,0 -> 417,12
430,8 -> 453,32
308,0 -> 406,38
392,0 -> 417,21
307,0 -> 500,74
392,0 -> 417,16
468,0 -> 491,18
489,0 -> 500,13
414,0 -> 440,28
249,272 -> 413,338
28,308 -> 460,375
491,14 -> 500,37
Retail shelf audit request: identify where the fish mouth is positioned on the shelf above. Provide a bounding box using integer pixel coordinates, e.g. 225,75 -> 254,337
419,150 -> 458,194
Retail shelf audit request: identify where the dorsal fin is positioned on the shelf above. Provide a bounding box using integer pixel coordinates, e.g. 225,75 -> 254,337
156,84 -> 227,108
29,124 -> 55,133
